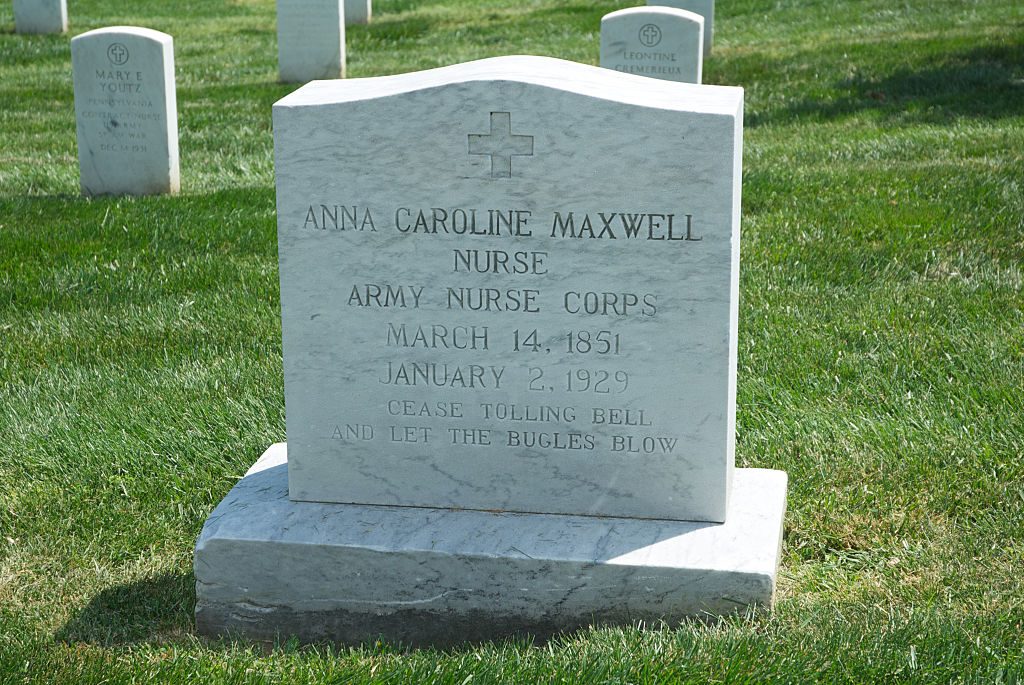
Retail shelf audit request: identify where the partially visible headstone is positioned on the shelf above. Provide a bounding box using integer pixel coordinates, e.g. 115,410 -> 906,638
601,7 -> 703,84
344,0 -> 370,25
71,27 -> 180,196
648,0 -> 713,55
277,0 -> 345,83
13,0 -> 67,34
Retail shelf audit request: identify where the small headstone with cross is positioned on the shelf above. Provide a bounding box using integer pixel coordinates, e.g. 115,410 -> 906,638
601,6 -> 704,84
71,27 -> 179,196
13,0 -> 67,34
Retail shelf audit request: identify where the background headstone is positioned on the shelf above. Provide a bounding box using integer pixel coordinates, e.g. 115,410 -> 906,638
196,56 -> 786,645
71,27 -> 179,196
345,0 -> 370,25
601,7 -> 704,83
277,0 -> 345,82
648,0 -> 713,55
13,0 -> 67,34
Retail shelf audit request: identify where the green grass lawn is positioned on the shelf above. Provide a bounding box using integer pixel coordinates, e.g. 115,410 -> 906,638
1,0 -> 1023,681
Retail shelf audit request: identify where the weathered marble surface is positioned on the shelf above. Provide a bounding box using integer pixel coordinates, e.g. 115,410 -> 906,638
71,27 -> 179,196
601,7 -> 703,84
344,0 -> 370,25
277,0 -> 345,82
13,0 -> 67,34
273,56 -> 743,523
648,0 -> 713,56
195,443 -> 787,646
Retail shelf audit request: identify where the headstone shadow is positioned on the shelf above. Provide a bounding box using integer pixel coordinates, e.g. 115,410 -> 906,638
55,571 -> 195,646
180,79 -> 293,110
364,15 -> 435,42
749,43 -> 1024,126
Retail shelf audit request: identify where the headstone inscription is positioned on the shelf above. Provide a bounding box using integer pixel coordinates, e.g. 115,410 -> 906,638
649,0 -> 713,56
279,64 -> 733,521
13,0 -> 67,34
71,27 -> 179,196
601,6 -> 704,84
344,0 -> 370,25
194,56 -> 788,646
277,0 -> 345,83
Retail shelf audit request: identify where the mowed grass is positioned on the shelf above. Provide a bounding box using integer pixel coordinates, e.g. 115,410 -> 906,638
1,0 -> 1022,681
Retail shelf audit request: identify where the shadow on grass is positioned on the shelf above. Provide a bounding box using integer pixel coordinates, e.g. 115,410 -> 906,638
527,3 -> 609,32
55,571 -> 196,646
749,43 -> 1024,126
179,78 -> 293,106
366,15 -> 437,42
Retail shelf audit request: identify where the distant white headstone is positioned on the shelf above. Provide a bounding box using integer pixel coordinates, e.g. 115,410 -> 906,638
277,0 -> 345,83
13,0 -> 67,34
648,0 -> 713,55
345,0 -> 370,25
601,7 -> 703,84
71,27 -> 180,196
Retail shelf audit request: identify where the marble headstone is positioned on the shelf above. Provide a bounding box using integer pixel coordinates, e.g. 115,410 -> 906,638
649,0 -> 713,56
275,57 -> 740,523
71,27 -> 180,196
195,56 -> 787,646
345,0 -> 370,25
601,7 -> 703,84
13,0 -> 67,34
277,0 -> 345,82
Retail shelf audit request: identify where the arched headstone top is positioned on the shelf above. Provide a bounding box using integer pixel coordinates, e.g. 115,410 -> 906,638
276,55 -> 736,114
72,25 -> 172,45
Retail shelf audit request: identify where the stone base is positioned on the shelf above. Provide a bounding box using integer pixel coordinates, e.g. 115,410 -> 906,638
194,443 -> 787,647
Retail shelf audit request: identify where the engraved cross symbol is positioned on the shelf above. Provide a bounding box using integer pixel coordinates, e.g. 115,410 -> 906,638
639,24 -> 661,47
468,112 -> 534,179
108,43 -> 129,65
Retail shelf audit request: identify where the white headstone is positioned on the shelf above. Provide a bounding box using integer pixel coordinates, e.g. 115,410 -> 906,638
13,0 -> 67,34
71,27 -> 180,196
344,0 -> 370,25
277,0 -> 345,83
648,0 -> 713,56
196,56 -> 787,646
601,7 -> 703,84
274,56 -> 741,523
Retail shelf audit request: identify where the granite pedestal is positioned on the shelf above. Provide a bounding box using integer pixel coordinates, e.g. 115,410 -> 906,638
195,443 -> 786,646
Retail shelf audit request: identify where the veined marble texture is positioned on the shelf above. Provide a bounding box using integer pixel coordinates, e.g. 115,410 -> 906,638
273,56 -> 744,522
195,443 -> 788,646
